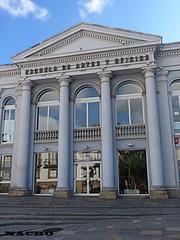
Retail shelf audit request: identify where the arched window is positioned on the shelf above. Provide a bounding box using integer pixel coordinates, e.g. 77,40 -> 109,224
36,90 -> 59,130
2,97 -> 15,143
116,83 -> 144,125
74,87 -> 100,128
170,81 -> 180,134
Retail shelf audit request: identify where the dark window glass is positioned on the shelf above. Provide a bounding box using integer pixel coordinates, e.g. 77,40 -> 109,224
76,87 -> 99,99
49,105 -> 59,129
130,98 -> 143,124
88,102 -> 100,127
117,99 -> 129,124
75,103 -> 86,127
117,84 -> 142,95
4,98 -> 15,106
39,91 -> 59,102
37,106 -> 48,130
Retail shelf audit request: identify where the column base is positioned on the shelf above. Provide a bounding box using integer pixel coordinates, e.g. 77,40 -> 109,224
53,188 -> 73,199
99,189 -> 118,199
166,188 -> 180,198
150,188 -> 168,199
9,187 -> 32,196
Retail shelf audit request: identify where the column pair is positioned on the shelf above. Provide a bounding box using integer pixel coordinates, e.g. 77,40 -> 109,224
9,81 -> 32,196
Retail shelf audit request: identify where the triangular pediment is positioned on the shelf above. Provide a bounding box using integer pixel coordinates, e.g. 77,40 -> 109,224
12,23 -> 162,62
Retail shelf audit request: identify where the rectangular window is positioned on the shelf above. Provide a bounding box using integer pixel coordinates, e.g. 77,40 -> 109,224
130,98 -> 143,124
75,103 -> 86,127
117,99 -> 129,125
0,155 -> 12,193
88,102 -> 100,127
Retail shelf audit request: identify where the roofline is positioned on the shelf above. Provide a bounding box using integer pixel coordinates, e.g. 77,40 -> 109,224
12,22 -> 162,60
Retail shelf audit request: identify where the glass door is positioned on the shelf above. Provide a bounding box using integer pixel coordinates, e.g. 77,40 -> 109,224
118,150 -> 148,195
75,162 -> 101,195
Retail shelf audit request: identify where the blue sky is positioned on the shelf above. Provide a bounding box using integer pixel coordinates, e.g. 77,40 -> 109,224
0,0 -> 180,64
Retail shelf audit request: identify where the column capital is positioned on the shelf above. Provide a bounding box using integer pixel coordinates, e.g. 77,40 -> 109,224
57,74 -> 71,87
18,80 -> 32,91
98,70 -> 112,83
142,66 -> 156,79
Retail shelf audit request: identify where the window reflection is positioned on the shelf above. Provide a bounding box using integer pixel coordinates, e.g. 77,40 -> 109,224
0,155 -> 12,193
116,84 -> 143,125
2,97 -> 15,143
74,87 -> 100,128
35,153 -> 58,194
37,90 -> 59,130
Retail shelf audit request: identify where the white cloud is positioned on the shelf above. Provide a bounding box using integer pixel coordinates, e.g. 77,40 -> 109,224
79,0 -> 111,18
0,0 -> 48,20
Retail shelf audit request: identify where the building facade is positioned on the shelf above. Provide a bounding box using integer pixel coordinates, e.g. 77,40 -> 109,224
0,23 -> 180,198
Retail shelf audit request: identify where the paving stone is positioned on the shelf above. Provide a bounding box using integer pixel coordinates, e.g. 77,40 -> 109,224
141,230 -> 162,235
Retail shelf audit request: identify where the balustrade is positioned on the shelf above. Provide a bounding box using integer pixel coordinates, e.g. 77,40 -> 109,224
74,127 -> 101,141
116,124 -> 146,139
34,130 -> 58,143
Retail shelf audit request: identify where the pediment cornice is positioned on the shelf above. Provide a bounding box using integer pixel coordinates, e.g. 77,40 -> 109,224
12,23 -> 161,62
18,44 -> 157,68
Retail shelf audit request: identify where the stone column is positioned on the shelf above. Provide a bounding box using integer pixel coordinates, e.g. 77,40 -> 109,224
9,81 -> 32,196
143,67 -> 168,198
99,71 -> 117,199
54,75 -> 72,198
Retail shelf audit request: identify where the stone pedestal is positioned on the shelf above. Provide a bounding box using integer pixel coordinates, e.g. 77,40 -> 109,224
99,189 -> 118,199
53,188 -> 73,199
9,187 -> 31,196
150,188 -> 168,199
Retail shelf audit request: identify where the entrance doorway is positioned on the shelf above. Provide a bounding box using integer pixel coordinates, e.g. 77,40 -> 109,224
118,150 -> 148,195
74,151 -> 101,196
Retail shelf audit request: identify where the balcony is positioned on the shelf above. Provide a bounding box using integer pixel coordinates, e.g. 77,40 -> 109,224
74,127 -> 101,141
116,124 -> 146,139
34,130 -> 58,143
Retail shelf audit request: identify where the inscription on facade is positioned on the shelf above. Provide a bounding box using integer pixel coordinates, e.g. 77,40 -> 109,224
25,54 -> 149,75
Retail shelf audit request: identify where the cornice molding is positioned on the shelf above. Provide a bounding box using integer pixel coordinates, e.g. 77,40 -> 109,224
0,69 -> 21,77
19,46 -> 156,69
157,49 -> 180,57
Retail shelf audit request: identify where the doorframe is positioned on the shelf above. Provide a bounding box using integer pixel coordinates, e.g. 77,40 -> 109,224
117,148 -> 150,196
74,160 -> 102,196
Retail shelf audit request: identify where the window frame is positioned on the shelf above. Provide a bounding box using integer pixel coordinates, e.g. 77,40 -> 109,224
171,90 -> 180,135
36,99 -> 59,131
116,90 -> 145,125
74,95 -> 100,128
1,99 -> 16,144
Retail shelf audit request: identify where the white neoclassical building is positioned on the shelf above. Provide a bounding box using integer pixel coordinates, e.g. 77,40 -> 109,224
0,23 -> 180,198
